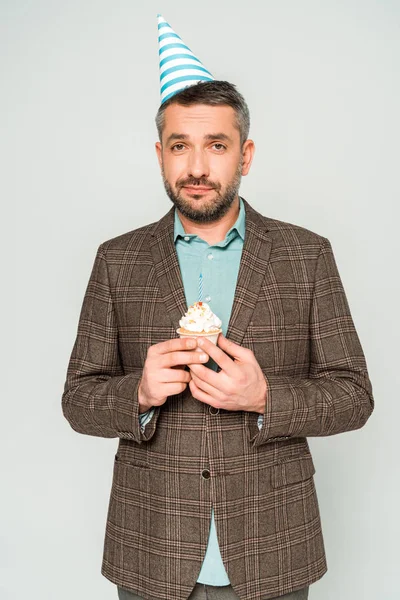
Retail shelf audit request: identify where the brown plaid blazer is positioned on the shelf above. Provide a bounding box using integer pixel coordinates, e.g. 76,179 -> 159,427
62,198 -> 374,600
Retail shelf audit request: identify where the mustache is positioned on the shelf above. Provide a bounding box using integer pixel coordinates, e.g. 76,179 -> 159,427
177,177 -> 220,190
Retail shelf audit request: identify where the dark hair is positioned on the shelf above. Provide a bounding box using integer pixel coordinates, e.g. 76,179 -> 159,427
155,80 -> 250,145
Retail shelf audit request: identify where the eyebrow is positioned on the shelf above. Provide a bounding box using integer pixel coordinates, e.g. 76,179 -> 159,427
165,132 -> 232,145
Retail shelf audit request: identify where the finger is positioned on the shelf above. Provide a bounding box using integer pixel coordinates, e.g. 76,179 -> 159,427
160,368 -> 191,384
151,337 -> 197,355
189,379 -> 220,408
216,334 -> 253,361
163,381 -> 188,396
188,363 -> 221,388
190,371 -> 225,401
195,337 -> 237,376
163,350 -> 209,368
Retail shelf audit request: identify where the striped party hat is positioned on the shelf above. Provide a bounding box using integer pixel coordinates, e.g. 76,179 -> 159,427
157,14 -> 214,105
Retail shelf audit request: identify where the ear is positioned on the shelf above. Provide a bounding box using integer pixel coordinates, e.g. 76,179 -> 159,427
155,141 -> 163,169
241,139 -> 255,176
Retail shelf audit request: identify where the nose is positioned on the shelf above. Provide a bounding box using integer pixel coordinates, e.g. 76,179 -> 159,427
187,148 -> 210,180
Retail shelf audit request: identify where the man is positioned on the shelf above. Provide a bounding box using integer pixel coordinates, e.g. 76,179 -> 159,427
62,15 -> 374,600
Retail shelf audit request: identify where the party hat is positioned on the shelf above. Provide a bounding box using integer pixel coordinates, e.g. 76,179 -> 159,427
157,14 -> 214,105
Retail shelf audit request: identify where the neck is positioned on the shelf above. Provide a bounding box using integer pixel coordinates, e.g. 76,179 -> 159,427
177,196 -> 240,245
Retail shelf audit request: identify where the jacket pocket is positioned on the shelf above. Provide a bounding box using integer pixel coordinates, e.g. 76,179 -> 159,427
114,454 -> 149,469
110,455 -> 150,532
104,454 -> 150,575
272,453 -> 316,488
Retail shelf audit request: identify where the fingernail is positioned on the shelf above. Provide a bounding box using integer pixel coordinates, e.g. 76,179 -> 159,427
197,338 -> 204,347
187,339 -> 196,348
199,353 -> 208,362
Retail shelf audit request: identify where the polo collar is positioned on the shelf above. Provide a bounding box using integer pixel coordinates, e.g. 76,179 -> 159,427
173,196 -> 246,243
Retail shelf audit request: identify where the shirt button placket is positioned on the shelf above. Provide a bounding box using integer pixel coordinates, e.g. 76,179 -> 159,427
202,248 -> 214,305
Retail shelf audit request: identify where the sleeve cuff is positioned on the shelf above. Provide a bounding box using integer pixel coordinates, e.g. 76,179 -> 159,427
139,407 -> 156,432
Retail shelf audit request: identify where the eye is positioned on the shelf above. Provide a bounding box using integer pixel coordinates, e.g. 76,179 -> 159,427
212,143 -> 226,151
171,143 -> 185,151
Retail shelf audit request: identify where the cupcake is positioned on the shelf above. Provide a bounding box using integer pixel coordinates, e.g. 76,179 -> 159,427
177,301 -> 222,345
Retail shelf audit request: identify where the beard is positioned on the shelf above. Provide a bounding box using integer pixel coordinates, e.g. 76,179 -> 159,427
161,159 -> 243,224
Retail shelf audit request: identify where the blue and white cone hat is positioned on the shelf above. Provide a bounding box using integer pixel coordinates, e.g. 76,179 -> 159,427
157,14 -> 214,105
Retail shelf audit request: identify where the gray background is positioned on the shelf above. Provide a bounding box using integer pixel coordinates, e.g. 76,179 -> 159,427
3,0 -> 400,598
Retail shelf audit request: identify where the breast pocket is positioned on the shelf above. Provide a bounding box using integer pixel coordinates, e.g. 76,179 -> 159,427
244,321 -> 310,375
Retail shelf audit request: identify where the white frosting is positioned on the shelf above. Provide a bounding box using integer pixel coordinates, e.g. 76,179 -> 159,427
179,302 -> 222,333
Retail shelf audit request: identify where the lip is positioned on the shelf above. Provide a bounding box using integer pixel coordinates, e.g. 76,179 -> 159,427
183,186 -> 214,193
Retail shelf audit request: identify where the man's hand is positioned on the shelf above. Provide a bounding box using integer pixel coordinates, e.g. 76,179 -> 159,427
138,338 -> 209,413
188,334 -> 267,414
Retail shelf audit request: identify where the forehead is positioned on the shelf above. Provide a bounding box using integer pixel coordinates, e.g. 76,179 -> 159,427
162,103 -> 239,139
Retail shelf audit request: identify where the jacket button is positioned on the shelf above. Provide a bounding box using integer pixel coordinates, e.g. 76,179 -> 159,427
201,469 -> 211,479
209,407 -> 220,415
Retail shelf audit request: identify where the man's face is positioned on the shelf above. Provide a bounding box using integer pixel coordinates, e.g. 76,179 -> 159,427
155,103 -> 251,223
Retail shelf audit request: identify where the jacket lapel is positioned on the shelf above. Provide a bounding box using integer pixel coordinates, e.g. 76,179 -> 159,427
149,206 -> 188,330
225,199 -> 272,345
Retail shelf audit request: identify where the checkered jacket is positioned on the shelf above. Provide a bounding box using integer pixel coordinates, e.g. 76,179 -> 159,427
62,199 -> 374,600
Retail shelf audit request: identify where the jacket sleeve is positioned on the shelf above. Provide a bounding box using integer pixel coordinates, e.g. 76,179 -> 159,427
249,238 -> 374,447
62,243 -> 160,443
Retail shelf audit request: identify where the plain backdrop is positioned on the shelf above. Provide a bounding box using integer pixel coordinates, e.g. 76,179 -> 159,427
3,1 -> 400,599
